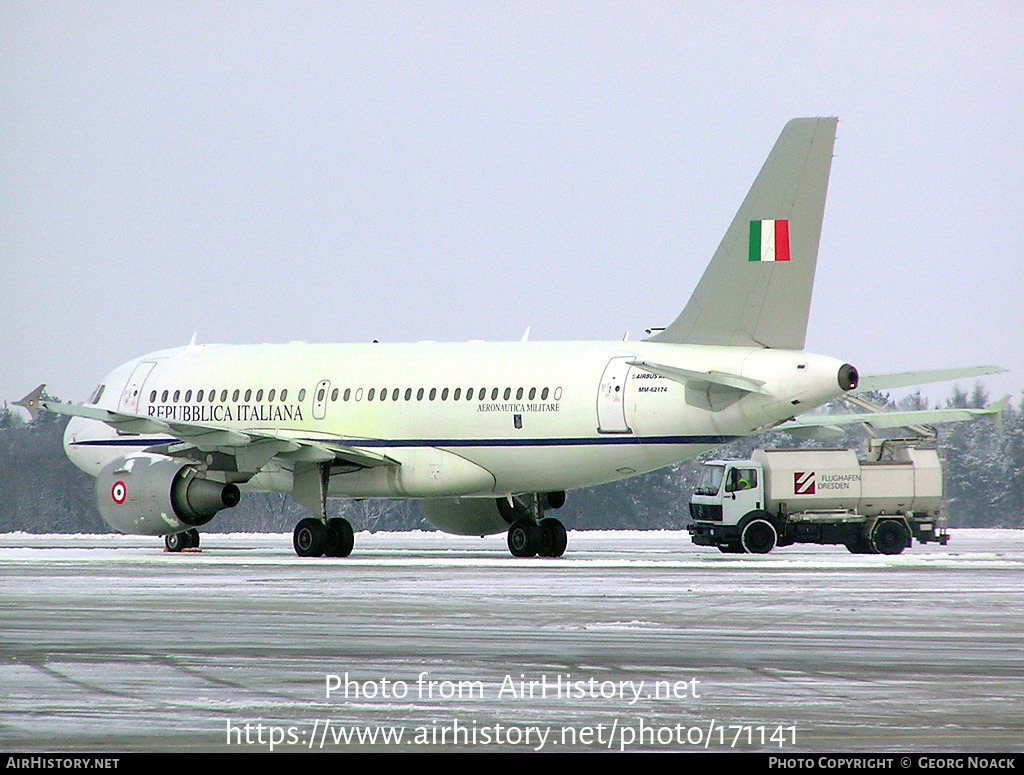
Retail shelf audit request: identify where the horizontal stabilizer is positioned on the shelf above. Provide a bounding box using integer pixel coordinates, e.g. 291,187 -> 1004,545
628,360 -> 768,394
854,366 -> 1007,394
782,424 -> 847,441
779,399 -> 1006,434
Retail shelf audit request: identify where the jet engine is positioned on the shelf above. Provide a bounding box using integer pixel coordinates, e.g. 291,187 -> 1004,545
95,452 -> 240,535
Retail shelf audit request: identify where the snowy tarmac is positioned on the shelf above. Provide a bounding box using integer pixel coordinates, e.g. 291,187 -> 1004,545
2,529 -> 1022,752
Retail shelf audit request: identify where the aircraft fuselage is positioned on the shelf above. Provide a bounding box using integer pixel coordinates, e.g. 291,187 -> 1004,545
65,339 -> 852,534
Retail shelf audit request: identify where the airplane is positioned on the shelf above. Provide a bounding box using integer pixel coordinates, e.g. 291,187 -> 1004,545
16,117 -> 1005,558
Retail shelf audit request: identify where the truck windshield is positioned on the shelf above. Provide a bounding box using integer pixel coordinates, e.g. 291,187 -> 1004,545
695,465 -> 725,495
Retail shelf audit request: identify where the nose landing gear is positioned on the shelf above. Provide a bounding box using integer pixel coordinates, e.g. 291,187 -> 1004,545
165,528 -> 201,552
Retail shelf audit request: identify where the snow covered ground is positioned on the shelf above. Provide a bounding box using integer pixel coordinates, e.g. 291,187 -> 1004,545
2,529 -> 1022,752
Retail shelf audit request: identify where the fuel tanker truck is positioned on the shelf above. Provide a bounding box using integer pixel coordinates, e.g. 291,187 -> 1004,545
687,441 -> 948,554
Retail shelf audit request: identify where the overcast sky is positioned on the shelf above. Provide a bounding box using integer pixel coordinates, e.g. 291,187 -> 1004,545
3,2 -> 1022,410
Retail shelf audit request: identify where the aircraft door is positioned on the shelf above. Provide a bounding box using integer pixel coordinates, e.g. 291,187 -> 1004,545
597,357 -> 633,433
119,361 -> 156,414
312,380 -> 331,420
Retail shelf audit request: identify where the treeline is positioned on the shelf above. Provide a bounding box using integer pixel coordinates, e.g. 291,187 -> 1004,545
1,385 -> 1021,534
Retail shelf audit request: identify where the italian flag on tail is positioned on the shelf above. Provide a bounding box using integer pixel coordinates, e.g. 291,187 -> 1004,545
749,219 -> 790,262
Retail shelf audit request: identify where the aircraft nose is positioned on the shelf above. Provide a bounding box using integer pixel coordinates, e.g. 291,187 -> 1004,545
838,363 -> 859,392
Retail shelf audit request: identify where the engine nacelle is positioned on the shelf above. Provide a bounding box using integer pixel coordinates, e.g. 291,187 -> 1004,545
418,491 -> 567,536
418,498 -> 509,536
96,453 -> 240,535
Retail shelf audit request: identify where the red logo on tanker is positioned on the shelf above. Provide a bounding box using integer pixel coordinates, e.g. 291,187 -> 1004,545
794,471 -> 815,495
111,480 -> 127,505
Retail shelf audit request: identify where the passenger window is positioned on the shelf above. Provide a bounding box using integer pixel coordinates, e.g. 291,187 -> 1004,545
491,388 -> 499,401
280,389 -> 288,401
221,390 -> 228,402
343,388 -> 351,401
150,390 -> 157,402
442,388 -> 449,401
454,388 -> 461,400
529,387 -> 536,400
245,389 -> 252,402
392,388 -> 399,401
184,390 -> 192,402
368,388 -> 376,401
554,387 -> 562,400
331,388 -> 338,401
380,388 -> 386,402
268,389 -> 276,402
298,389 -> 306,401
516,387 -> 523,400
405,388 -> 412,401
355,389 -> 363,401
503,387 -> 511,400
173,390 -> 181,402
417,388 -> 424,401
429,388 -> 437,401
256,389 -> 263,402
541,388 -> 549,400
196,390 -> 204,402
466,388 -> 474,400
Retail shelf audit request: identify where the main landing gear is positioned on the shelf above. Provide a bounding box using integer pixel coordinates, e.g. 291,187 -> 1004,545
293,517 -> 355,558
165,528 -> 201,552
290,460 -> 355,557
502,491 -> 568,558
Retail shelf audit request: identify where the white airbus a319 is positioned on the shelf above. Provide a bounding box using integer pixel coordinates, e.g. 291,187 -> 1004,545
18,118 -> 1002,557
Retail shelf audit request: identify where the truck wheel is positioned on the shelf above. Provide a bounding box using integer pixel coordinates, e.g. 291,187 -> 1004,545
870,519 -> 911,555
845,536 -> 876,554
741,519 -> 777,554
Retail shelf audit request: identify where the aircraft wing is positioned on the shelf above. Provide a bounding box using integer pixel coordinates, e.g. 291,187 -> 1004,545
15,384 -> 397,472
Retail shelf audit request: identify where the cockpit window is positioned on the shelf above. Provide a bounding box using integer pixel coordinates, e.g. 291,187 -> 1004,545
89,385 -> 105,405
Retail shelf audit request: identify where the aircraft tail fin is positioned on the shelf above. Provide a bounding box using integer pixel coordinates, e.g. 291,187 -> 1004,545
649,117 -> 838,350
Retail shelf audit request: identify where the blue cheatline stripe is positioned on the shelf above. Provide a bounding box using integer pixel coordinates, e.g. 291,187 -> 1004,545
71,434 -> 741,449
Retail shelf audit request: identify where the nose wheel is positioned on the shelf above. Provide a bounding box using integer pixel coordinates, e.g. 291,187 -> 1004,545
165,528 -> 200,552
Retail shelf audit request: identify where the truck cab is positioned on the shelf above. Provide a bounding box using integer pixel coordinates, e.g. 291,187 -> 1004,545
689,459 -> 778,553
691,461 -> 765,524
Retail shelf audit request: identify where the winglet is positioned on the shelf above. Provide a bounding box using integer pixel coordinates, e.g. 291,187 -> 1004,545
14,384 -> 46,422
